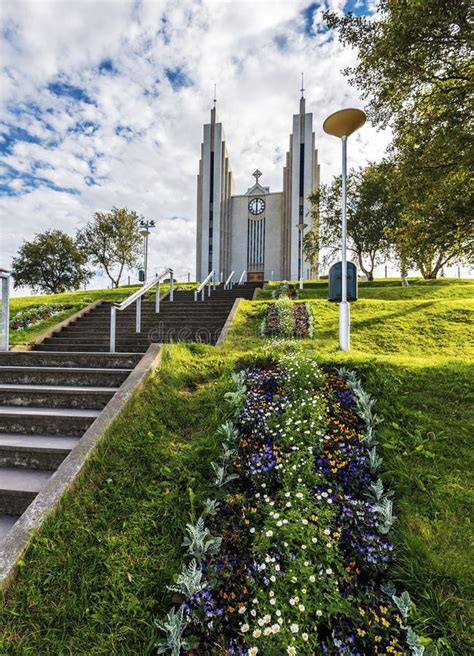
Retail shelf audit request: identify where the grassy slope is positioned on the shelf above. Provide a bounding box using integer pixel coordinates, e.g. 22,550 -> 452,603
0,279 -> 472,654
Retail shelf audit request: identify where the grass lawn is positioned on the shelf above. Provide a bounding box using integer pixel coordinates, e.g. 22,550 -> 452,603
0,278 -> 472,654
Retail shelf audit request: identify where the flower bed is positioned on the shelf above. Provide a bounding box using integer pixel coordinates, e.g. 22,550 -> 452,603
272,283 -> 299,300
10,304 -> 69,331
156,357 -> 430,656
261,300 -> 313,339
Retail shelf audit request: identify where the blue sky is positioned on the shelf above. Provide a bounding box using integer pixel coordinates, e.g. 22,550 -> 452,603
0,0 -> 383,287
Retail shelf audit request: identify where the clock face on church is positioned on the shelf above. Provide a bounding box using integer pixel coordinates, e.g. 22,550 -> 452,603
249,197 -> 265,215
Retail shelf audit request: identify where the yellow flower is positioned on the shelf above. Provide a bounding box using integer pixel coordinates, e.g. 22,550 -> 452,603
356,628 -> 366,637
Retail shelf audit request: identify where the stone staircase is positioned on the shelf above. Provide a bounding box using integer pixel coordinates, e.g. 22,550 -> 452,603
0,282 -> 260,547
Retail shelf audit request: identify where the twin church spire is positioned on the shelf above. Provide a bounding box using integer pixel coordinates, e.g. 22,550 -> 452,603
197,76 -> 319,283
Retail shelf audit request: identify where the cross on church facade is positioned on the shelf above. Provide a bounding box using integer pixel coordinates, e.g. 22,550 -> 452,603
252,169 -> 262,183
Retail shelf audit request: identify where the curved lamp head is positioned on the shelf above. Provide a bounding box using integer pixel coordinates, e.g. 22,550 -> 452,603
323,108 -> 366,138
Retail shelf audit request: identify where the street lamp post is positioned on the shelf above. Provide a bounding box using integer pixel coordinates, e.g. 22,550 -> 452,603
296,222 -> 307,290
138,219 -> 155,282
323,108 -> 366,351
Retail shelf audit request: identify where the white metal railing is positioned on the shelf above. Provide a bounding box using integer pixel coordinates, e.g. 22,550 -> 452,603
110,268 -> 173,352
0,269 -> 10,352
238,270 -> 247,284
194,269 -> 215,301
224,270 -> 235,290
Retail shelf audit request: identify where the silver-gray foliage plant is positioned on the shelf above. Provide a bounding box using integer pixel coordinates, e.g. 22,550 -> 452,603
155,606 -> 190,656
167,559 -> 206,598
182,517 -> 222,561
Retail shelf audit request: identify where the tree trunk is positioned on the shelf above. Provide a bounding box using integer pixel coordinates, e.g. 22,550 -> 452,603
400,255 -> 409,286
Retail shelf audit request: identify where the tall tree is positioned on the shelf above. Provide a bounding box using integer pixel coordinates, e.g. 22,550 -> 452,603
11,230 -> 91,294
309,162 -> 399,281
77,207 -> 143,288
325,0 -> 473,277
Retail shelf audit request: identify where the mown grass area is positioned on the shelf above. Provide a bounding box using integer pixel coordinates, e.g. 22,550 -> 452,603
0,279 -> 472,654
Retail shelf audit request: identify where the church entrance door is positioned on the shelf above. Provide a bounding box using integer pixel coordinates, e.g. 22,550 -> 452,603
248,271 -> 264,282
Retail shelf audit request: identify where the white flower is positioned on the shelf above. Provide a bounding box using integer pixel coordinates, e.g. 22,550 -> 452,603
252,627 -> 260,637
269,590 -> 275,597
238,606 -> 247,614
263,614 -> 271,624
270,575 -> 276,582
324,529 -> 331,536
296,492 -> 303,499
266,530 -> 274,537
241,623 -> 250,633
312,537 -> 318,544
302,632 -> 309,641
290,623 -> 299,633
298,604 -> 305,612
287,647 -> 297,655
276,609 -> 282,617
286,502 -> 292,508
302,519 -> 308,525
257,618 -> 265,627
249,648 -> 259,656
316,609 -> 323,617
250,527 -> 255,533
270,597 -> 276,605
272,623 -> 281,634
263,627 -> 272,636
251,609 -> 257,617
289,598 -> 296,606
325,568 -> 332,575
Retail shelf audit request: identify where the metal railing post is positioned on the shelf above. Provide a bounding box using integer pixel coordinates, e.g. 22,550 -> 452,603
1,273 -> 10,352
202,287 -> 205,301
136,296 -> 141,333
155,280 -> 160,313
169,269 -> 174,301
110,305 -> 116,353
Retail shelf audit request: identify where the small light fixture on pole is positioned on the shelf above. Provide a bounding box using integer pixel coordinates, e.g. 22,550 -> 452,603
138,219 -> 156,282
323,108 -> 366,351
296,222 -> 307,290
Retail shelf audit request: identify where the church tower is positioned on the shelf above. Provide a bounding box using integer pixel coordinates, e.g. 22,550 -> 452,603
196,103 -> 234,282
196,87 -> 319,283
282,84 -> 320,279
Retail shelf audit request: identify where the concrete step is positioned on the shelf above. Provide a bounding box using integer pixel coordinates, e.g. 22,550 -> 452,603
0,467 -> 52,514
0,406 -> 100,436
0,434 -> 79,469
0,385 -> 118,410
35,343 -> 149,353
0,366 -> 132,387
62,319 -> 230,332
0,352 -> 143,369
0,514 -> 18,541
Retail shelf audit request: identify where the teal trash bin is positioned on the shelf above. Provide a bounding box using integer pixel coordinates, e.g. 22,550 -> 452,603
328,262 -> 358,302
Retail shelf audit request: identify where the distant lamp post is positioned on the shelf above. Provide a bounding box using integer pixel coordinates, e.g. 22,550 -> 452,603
323,108 -> 366,351
138,219 -> 156,282
296,222 -> 307,290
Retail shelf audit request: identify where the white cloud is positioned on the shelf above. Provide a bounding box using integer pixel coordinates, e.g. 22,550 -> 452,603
0,0 -> 392,291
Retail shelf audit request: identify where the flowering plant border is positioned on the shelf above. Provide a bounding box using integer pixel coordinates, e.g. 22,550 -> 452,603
156,357 -> 433,656
261,301 -> 313,339
10,304 -> 69,331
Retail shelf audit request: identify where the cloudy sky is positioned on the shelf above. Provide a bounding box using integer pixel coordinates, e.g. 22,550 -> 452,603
0,0 -> 391,290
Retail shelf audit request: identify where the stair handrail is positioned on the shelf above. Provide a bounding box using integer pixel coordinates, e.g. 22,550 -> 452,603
110,268 -> 173,352
224,270 -> 235,290
194,269 -> 215,301
0,269 -> 11,352
238,270 -> 246,284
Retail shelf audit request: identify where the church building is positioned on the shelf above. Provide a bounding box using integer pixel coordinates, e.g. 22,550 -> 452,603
196,90 -> 320,283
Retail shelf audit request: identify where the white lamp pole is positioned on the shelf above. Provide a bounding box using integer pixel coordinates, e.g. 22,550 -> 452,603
139,219 -> 156,282
296,222 -> 307,290
323,108 -> 366,351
